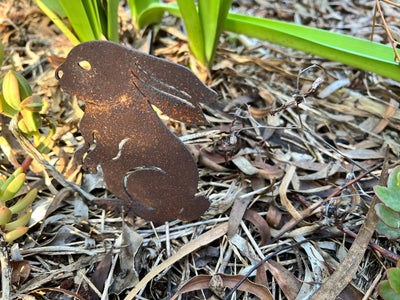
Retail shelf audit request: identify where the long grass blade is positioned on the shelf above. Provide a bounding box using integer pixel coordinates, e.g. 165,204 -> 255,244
210,0 -> 232,67
224,13 -> 400,81
32,0 -> 80,45
176,0 -> 205,65
58,0 -> 96,42
82,0 -> 102,40
129,0 -> 163,28
116,2 -> 400,81
198,0 -> 219,66
107,0 -> 119,42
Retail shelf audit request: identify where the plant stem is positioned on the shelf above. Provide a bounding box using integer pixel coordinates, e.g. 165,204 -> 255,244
21,157 -> 33,173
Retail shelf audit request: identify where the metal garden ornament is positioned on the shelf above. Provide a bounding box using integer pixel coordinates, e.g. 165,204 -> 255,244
56,40 -> 217,225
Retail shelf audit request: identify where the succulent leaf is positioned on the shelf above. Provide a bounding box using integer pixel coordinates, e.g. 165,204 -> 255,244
374,185 -> 400,212
2,70 -> 21,111
388,268 -> 400,294
378,280 -> 400,299
0,206 -> 12,226
9,188 -> 37,214
0,92 -> 18,117
20,95 -> 44,112
3,226 -> 28,242
0,173 -> 26,202
375,203 -> 400,229
4,211 -> 32,231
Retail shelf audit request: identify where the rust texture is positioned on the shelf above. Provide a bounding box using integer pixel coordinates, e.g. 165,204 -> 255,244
55,40 -> 217,225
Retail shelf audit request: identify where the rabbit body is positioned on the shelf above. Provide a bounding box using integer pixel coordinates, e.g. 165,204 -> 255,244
56,41 -> 216,225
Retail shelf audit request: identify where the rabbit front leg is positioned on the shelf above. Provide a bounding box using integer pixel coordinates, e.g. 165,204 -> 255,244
77,116 -> 104,173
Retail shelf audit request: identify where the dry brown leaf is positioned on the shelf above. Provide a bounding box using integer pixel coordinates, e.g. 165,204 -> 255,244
266,205 -> 285,229
91,253 -> 112,300
279,165 -> 303,221
258,87 -> 275,105
170,274 -> 274,300
297,163 -> 341,180
253,161 -> 284,180
340,149 -> 385,159
265,260 -> 301,300
249,106 -> 271,118
30,287 -> 86,300
110,223 -> 142,294
124,222 -> 229,300
243,209 -> 271,246
9,260 -> 31,286
372,98 -> 399,134
223,95 -> 254,112
232,151 -> 259,176
309,158 -> 388,299
227,191 -> 253,239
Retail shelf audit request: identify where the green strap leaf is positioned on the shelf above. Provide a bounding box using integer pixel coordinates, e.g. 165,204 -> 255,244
82,0 -> 102,40
32,0 -> 80,45
107,0 -> 119,42
199,0 -> 232,67
129,0 -> 163,28
177,0 -> 205,66
224,13 -> 400,81
135,4 -> 400,80
58,0 -> 97,42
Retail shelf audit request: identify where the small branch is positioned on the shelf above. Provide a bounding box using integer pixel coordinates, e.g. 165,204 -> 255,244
337,225 -> 400,262
0,233 -> 11,300
375,0 -> 400,62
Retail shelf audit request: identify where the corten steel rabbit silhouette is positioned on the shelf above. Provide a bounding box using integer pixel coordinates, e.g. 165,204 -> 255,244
55,40 -> 217,225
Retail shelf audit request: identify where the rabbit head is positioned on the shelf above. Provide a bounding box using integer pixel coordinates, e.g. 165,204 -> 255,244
55,41 -> 132,106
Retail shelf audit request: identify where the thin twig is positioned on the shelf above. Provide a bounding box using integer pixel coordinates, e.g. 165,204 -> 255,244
0,233 -> 11,300
374,0 -> 400,62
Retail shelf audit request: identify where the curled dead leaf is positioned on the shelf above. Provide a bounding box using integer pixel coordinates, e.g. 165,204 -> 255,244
171,274 -> 273,300
243,209 -> 271,246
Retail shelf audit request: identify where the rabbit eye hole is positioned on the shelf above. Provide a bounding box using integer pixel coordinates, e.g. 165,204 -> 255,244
78,60 -> 92,71
56,69 -> 63,79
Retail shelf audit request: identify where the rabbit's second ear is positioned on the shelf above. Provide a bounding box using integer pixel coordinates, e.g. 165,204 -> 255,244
149,93 -> 208,125
133,50 -> 217,105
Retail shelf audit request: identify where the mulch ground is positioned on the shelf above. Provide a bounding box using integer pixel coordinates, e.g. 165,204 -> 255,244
1,0 -> 400,299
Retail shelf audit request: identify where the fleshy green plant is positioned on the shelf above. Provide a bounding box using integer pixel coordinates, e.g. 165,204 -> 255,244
32,0 -> 119,45
0,70 -> 55,156
374,166 -> 400,239
130,1 -> 400,80
0,167 -> 37,242
378,260 -> 400,300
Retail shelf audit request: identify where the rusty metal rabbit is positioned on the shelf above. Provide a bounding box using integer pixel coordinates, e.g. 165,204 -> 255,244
56,40 -> 216,225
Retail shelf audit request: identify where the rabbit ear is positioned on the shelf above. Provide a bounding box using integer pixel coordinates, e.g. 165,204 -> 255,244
130,68 -> 208,124
130,50 -> 217,123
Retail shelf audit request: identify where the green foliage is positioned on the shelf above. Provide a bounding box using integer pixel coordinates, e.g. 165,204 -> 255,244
132,2 -> 400,81
130,0 -> 231,67
34,0 -> 400,79
0,167 -> 37,243
0,70 -> 55,153
378,260 -> 400,299
129,0 -> 163,29
374,166 -> 400,238
32,0 -> 119,44
176,0 -> 232,67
